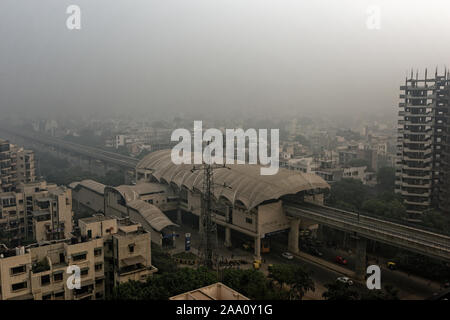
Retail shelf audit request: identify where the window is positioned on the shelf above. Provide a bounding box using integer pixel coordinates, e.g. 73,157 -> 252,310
128,244 -> 135,253
42,293 -> 52,300
41,274 -> 51,286
72,252 -> 87,262
11,265 -> 26,275
12,281 -> 27,291
53,272 -> 63,282
94,248 -> 102,256
95,263 -> 103,271
80,268 -> 89,277
245,218 -> 253,224
54,291 -> 64,299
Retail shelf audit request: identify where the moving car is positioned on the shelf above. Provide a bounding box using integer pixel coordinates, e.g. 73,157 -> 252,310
335,256 -> 348,265
336,277 -> 354,286
282,252 -> 294,260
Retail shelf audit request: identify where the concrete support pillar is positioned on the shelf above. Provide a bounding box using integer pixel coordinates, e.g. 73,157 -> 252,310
224,206 -> 232,248
224,227 -> 231,248
177,208 -> 182,225
254,236 -> 261,259
316,224 -> 324,241
288,218 -> 300,254
354,236 -> 367,280
199,215 -> 204,234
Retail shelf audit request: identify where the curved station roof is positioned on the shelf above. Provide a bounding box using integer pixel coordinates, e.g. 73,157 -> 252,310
137,150 -> 330,210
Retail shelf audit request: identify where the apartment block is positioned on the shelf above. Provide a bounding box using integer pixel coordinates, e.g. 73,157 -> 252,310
395,71 -> 450,214
0,139 -> 36,193
0,181 -> 73,245
78,215 -> 157,296
0,236 -> 104,300
104,218 -> 157,293
0,215 -> 156,300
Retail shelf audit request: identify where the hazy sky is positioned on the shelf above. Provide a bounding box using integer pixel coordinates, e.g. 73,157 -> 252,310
1,0 -> 450,120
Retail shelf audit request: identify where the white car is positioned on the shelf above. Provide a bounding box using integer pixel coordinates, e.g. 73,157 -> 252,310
336,277 -> 354,286
282,252 -> 294,260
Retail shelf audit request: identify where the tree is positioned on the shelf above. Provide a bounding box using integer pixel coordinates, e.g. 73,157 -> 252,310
290,266 -> 315,300
322,282 -> 359,300
110,267 -> 217,300
222,268 -> 281,300
376,166 -> 395,191
361,197 -> 406,220
327,179 -> 369,210
267,264 -> 292,290
267,264 -> 315,300
150,243 -> 178,274
360,285 -> 399,300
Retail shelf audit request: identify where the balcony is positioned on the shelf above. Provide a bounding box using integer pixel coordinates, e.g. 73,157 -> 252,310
401,181 -> 431,189
404,199 -> 431,207
400,190 -> 430,197
402,172 -> 431,179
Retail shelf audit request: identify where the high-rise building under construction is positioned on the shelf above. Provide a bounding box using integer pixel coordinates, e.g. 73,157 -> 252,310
395,70 -> 450,215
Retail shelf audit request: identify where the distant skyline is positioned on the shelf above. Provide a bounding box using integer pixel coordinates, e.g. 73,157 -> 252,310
1,0 -> 450,119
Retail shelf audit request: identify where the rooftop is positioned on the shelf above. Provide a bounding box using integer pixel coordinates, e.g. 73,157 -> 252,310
137,149 -> 330,210
169,282 -> 249,300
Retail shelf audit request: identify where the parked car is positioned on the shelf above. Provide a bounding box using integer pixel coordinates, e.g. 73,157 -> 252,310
336,277 -> 354,286
335,256 -> 348,265
282,252 -> 294,260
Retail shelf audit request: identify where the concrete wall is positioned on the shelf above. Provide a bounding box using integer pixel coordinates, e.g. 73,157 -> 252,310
72,186 -> 104,213
258,201 -> 290,237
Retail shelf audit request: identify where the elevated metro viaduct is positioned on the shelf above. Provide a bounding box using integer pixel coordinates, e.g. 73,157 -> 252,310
72,149 -> 450,279
135,150 -> 450,279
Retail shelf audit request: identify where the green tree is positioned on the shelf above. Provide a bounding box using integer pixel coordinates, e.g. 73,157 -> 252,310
290,266 -> 315,299
322,282 -> 359,300
222,268 -> 280,300
151,243 -> 178,274
360,285 -> 399,300
110,267 -> 217,300
267,264 -> 314,300
376,166 -> 396,191
327,179 -> 368,210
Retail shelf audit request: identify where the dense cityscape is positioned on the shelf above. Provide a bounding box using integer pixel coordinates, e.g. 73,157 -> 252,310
0,0 -> 449,309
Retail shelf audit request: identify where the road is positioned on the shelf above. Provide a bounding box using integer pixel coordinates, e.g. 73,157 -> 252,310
170,223 -> 441,300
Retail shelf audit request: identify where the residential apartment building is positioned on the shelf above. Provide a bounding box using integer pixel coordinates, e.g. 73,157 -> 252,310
0,181 -> 73,245
0,139 -> 36,193
395,71 -> 450,214
0,236 -> 104,300
0,215 -> 156,300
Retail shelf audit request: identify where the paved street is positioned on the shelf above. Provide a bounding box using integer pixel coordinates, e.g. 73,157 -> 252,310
168,222 -> 444,300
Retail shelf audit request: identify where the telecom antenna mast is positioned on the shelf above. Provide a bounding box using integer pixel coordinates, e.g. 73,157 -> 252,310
192,161 -> 230,269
